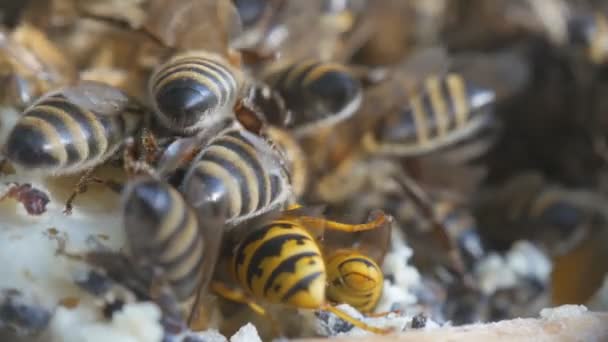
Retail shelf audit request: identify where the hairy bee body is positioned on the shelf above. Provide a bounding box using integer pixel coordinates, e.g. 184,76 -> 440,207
264,60 -> 362,135
364,73 -> 495,156
325,250 -> 383,313
4,81 -> 143,175
232,219 -> 326,308
149,51 -> 239,133
122,177 -> 205,314
182,128 -> 291,225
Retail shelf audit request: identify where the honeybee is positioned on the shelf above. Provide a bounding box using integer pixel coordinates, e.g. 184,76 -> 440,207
212,207 -> 394,335
148,51 -> 243,134
120,177 -> 228,324
2,81 -> 145,212
81,175 -> 230,334
262,59 -> 363,136
180,126 -> 293,226
362,73 -> 496,157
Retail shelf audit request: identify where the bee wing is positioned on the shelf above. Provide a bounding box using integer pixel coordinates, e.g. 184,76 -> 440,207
38,80 -> 140,117
143,0 -> 242,54
181,180 -> 231,293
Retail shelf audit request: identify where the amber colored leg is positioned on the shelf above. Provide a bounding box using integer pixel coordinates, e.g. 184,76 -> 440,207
211,281 -> 284,337
321,304 -> 394,335
63,169 -> 122,215
365,309 -> 401,318
294,211 -> 390,233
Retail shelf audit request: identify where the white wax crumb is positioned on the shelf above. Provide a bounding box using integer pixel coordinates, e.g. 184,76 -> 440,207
230,322 -> 262,342
475,253 -> 518,294
506,241 -> 552,282
190,329 -> 228,342
375,281 -> 417,313
49,302 -> 163,342
540,305 -> 588,320
378,226 -> 421,313
314,303 -> 412,337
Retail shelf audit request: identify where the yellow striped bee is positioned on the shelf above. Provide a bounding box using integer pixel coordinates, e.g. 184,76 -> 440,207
149,51 -> 242,134
181,126 -> 292,226
4,81 -> 144,175
122,177 -> 207,320
214,208 -> 393,335
80,176 -> 229,333
263,59 -> 363,136
363,73 -> 496,157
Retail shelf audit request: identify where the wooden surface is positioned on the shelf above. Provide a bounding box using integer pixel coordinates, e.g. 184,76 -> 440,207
296,310 -> 608,342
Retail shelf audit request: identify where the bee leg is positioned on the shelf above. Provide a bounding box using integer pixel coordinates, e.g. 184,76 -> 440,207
320,304 -> 394,335
364,309 -> 402,318
210,281 -> 284,338
63,170 -> 121,215
291,210 -> 391,233
140,128 -> 161,165
392,171 -> 467,276
122,137 -> 160,179
234,96 -> 265,135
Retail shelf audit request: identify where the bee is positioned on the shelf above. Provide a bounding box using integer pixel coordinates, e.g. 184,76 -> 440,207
148,51 -> 242,134
263,59 -> 363,136
121,177 -> 209,321
4,81 -> 144,175
180,126 -> 292,226
2,81 -> 145,213
84,176 -> 229,332
363,73 -> 496,157
213,208 -> 393,335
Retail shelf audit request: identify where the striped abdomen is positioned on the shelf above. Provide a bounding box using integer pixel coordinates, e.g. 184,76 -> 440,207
122,178 -> 204,309
233,220 -> 326,308
150,52 -> 239,133
366,73 -> 495,156
4,93 -> 140,175
325,250 -> 383,313
183,129 -> 291,224
265,60 -> 362,134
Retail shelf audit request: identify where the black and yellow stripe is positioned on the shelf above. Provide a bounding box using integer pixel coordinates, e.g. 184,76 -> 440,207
233,220 -> 326,309
150,52 -> 238,132
184,129 -> 290,224
4,83 -> 142,175
264,59 -> 362,133
365,73 -> 495,156
123,178 -> 205,310
325,250 -> 383,313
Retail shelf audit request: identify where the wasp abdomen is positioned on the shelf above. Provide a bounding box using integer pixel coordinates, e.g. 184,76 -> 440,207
325,251 -> 383,313
233,221 -> 326,308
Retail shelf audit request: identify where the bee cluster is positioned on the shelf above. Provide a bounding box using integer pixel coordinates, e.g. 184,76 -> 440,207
1,0 -> 608,341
